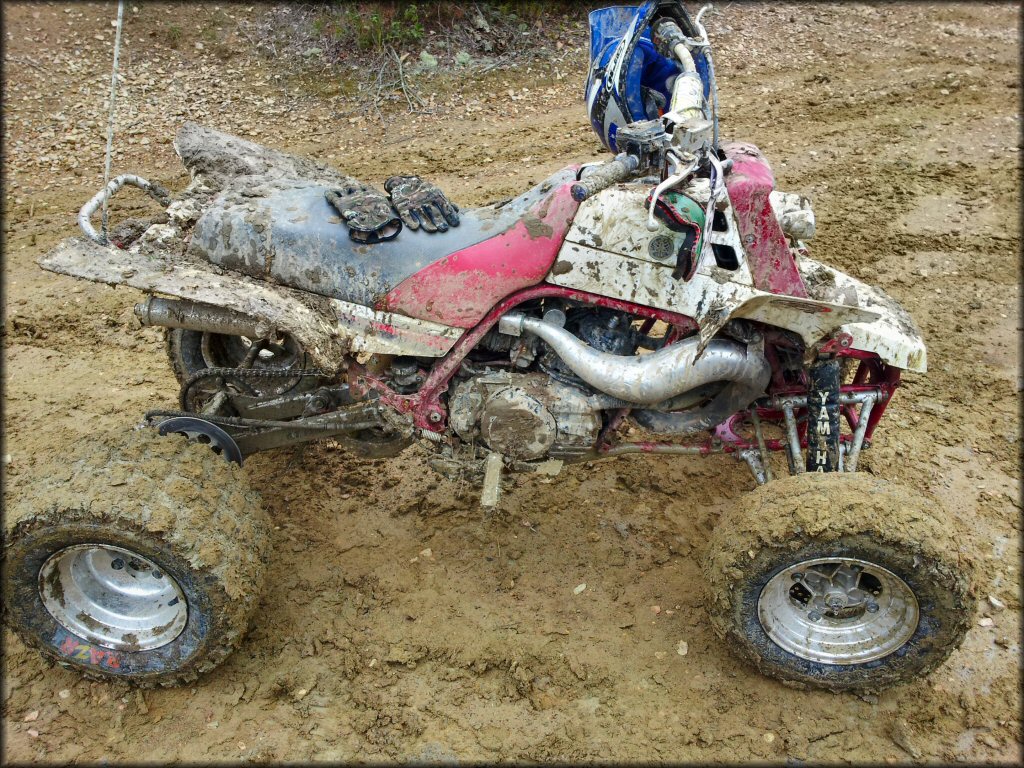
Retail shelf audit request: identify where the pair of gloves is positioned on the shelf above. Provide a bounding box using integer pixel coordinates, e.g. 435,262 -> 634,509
325,175 -> 460,244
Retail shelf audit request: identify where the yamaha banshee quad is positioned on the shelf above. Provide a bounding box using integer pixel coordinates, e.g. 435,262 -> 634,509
4,1 -> 973,691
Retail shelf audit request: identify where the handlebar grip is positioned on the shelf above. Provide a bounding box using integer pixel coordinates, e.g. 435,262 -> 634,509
651,18 -> 686,60
571,155 -> 640,202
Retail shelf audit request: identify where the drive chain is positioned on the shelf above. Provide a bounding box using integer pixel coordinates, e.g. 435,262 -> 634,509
179,365 -> 328,411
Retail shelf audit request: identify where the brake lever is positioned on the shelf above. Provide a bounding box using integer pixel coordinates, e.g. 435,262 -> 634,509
694,151 -> 725,265
686,4 -> 713,49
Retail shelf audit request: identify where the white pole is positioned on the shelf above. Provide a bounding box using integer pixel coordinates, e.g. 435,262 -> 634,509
101,0 -> 126,244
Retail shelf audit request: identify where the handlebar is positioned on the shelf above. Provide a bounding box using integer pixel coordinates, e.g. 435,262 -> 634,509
570,154 -> 640,202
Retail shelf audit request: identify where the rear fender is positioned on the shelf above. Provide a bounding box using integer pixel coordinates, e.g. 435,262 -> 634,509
39,237 -> 464,371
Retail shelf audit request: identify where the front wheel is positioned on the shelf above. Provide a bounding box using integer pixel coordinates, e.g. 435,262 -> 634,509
3,427 -> 270,686
701,473 -> 975,691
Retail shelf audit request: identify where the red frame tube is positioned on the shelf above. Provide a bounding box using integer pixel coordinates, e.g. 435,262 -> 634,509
348,287 -> 901,453
349,284 -> 699,430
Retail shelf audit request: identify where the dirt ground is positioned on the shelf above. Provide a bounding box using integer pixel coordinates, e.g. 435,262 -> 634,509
2,2 -> 1021,763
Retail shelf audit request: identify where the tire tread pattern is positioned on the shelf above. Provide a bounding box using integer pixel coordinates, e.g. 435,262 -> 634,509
701,472 -> 975,691
3,427 -> 270,687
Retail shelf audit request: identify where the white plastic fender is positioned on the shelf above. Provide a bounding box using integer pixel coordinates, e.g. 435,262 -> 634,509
38,236 -> 465,371
795,254 -> 927,372
548,182 -> 926,372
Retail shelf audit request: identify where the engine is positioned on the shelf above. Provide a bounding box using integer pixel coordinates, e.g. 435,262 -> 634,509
451,303 -> 772,459
539,309 -> 642,385
448,372 -> 602,461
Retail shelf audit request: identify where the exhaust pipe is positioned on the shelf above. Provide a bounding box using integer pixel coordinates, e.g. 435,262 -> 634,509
499,311 -> 770,408
135,296 -> 271,339
630,381 -> 768,435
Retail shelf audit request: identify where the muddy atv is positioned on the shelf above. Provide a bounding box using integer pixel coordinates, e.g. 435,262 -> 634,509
2,125 -> 976,691
3,1 -> 976,693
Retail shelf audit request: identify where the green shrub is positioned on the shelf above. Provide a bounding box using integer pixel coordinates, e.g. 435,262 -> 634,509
326,3 -> 425,53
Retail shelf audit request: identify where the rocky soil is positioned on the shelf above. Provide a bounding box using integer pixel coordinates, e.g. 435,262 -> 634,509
2,2 -> 1021,763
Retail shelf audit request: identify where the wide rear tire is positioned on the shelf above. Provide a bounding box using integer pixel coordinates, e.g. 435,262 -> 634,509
3,427 -> 270,686
701,472 -> 975,691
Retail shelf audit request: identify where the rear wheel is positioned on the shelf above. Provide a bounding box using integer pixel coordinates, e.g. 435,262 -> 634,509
3,427 -> 270,686
166,328 -> 317,410
702,472 -> 974,691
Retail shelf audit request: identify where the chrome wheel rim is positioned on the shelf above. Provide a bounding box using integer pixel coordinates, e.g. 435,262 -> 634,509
758,557 -> 919,665
39,544 -> 187,652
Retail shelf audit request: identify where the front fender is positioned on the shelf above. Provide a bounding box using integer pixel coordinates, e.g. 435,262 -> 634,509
796,254 -> 927,373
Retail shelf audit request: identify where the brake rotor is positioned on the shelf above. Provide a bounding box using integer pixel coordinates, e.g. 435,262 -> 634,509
157,417 -> 243,465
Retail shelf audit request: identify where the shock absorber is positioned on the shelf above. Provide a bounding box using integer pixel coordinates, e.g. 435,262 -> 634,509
806,356 -> 841,472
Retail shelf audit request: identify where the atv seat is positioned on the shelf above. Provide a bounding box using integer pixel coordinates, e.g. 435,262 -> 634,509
187,167 -> 580,328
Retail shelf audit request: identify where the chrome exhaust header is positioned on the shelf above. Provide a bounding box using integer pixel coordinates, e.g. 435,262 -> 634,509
499,311 -> 770,407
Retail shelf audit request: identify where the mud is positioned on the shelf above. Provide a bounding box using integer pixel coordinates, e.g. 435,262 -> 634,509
174,121 -> 375,196
703,472 -> 977,691
4,426 -> 269,685
2,2 -> 1021,764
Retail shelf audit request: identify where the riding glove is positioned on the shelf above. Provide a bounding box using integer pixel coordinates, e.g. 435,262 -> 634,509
385,175 -> 460,233
324,183 -> 402,243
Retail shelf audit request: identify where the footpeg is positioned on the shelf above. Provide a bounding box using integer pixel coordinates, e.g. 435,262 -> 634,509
480,452 -> 504,510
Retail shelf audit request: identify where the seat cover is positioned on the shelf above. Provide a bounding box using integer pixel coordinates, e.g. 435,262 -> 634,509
187,167 -> 580,321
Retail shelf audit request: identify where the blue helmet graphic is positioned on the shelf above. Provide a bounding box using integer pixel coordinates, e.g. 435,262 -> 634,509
585,2 -> 713,153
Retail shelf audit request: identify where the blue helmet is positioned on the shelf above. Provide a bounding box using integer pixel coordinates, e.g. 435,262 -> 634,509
585,2 -> 713,153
